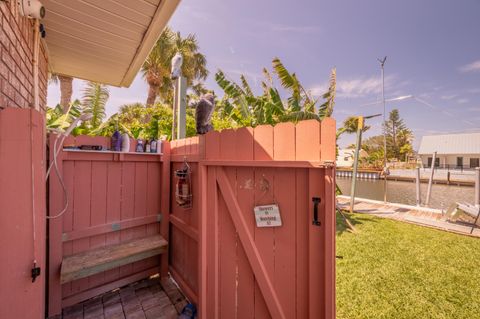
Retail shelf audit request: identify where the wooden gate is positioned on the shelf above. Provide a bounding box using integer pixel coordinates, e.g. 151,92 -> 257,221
168,119 -> 336,319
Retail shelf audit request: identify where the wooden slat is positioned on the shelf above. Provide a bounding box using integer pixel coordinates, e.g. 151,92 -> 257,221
62,215 -> 162,242
64,150 -> 162,162
308,169 -> 325,317
201,160 -> 327,168
170,215 -> 199,242
273,130 -> 297,319
60,235 -> 168,284
216,168 -> 286,319
253,125 -> 275,319
235,128 -> 255,319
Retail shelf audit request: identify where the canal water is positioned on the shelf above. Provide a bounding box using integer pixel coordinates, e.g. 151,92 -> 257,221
336,176 -> 475,210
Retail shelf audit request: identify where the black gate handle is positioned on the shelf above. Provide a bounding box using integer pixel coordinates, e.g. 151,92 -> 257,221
312,197 -> 321,226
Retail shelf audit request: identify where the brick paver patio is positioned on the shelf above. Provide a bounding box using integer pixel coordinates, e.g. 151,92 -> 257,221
51,276 -> 187,319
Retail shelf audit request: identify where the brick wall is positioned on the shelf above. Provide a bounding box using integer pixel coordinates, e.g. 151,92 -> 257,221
0,1 -> 48,112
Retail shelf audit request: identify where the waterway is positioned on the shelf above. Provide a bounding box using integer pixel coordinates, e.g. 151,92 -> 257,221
336,176 -> 475,210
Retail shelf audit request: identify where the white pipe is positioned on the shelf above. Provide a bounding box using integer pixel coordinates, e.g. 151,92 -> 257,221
33,19 -> 40,111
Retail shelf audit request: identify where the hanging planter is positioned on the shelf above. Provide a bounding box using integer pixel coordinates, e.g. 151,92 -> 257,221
175,158 -> 192,208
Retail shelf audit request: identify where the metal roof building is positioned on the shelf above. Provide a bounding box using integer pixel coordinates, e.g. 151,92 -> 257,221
418,132 -> 480,169
418,132 -> 480,155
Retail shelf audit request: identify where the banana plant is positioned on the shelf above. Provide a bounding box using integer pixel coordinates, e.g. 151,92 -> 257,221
215,57 -> 336,127
46,100 -> 82,133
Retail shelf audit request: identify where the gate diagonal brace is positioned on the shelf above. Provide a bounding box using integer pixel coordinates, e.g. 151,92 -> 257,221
216,167 -> 286,319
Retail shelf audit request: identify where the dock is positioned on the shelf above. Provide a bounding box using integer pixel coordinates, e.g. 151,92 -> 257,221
337,195 -> 480,238
336,168 -> 475,187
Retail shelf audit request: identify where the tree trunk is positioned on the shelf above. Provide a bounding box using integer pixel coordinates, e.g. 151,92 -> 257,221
59,75 -> 73,113
146,83 -> 158,107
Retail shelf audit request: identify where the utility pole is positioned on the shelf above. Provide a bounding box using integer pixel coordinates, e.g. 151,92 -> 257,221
378,56 -> 388,203
350,116 -> 364,213
350,113 -> 382,213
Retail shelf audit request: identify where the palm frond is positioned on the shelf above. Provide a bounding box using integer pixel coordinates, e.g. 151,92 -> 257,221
82,82 -> 109,129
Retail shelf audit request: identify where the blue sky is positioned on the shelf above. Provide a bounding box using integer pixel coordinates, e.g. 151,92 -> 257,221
47,0 -> 480,149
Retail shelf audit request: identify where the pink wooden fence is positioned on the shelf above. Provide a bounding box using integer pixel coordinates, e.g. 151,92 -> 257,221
168,137 -> 202,305
48,135 -> 170,316
47,118 -> 336,318
0,109 -> 46,319
168,119 -> 337,319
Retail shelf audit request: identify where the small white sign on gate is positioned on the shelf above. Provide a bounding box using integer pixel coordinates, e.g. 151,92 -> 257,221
254,204 -> 282,227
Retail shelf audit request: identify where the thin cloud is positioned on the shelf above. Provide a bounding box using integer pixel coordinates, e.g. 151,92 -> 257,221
467,106 -> 480,112
310,75 -> 395,98
268,23 -> 321,34
440,94 -> 457,100
457,98 -> 469,104
459,60 -> 480,73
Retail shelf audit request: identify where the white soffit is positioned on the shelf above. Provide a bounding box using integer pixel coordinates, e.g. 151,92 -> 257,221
43,0 -> 180,87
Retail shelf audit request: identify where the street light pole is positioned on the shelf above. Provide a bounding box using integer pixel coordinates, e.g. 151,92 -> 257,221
378,56 -> 388,203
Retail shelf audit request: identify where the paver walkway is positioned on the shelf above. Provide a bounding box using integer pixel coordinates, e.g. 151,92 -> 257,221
337,195 -> 480,238
50,276 -> 188,319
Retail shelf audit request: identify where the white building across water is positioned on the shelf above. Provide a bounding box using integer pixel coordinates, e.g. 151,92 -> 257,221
418,132 -> 480,169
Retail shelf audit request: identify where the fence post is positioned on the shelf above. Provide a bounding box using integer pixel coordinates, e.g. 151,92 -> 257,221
475,167 -> 480,208
160,142 -> 171,277
415,167 -> 421,206
425,151 -> 436,206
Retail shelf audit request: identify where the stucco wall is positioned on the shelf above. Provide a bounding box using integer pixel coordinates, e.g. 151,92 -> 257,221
0,1 -> 48,111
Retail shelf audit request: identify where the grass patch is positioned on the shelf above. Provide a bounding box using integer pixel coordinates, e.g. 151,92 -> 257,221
336,212 -> 480,319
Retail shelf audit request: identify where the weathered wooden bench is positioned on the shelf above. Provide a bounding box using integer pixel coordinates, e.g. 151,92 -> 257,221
60,235 -> 168,284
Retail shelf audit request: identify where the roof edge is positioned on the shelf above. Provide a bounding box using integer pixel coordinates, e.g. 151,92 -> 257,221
119,0 -> 181,87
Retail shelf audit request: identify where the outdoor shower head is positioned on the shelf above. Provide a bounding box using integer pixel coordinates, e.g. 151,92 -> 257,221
63,113 -> 93,137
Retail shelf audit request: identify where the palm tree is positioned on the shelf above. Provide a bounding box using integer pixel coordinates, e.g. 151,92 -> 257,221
141,27 -> 208,107
337,116 -> 371,139
50,73 -> 74,113
82,82 -> 109,129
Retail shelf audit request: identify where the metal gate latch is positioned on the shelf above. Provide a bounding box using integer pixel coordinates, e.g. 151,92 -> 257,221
31,262 -> 41,283
312,197 -> 321,226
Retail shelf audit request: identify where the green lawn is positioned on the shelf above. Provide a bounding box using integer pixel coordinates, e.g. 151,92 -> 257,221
336,213 -> 480,319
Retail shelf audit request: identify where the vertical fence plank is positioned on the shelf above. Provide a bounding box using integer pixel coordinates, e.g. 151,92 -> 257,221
146,162 -> 161,237
253,125 -> 274,319
296,120 -> 321,161
160,144 -> 171,277
48,134 -> 67,315
254,125 -> 274,161
119,162 -> 135,277
295,168 -> 309,319
104,162 -> 122,283
320,118 -> 336,162
323,167 -> 336,318
273,124 -> 296,319
61,161 -> 75,297
88,162 -> 108,288
132,163 -> 149,272
236,127 -> 255,319
205,164 -> 219,319
71,161 -> 92,294
205,131 -> 220,160
218,129 -> 237,319
273,123 -> 295,160
308,168 -> 325,318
